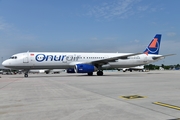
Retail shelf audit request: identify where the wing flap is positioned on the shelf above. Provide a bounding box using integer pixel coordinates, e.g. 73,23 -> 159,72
91,53 -> 142,65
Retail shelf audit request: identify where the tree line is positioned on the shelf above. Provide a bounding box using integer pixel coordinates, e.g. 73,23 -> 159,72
144,64 -> 180,70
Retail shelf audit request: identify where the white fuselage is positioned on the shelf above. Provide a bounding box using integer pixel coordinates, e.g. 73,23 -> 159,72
2,52 -> 162,70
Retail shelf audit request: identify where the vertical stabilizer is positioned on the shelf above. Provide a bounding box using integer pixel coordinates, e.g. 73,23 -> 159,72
143,34 -> 161,55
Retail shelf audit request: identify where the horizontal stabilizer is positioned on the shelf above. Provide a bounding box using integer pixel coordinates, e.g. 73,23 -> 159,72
152,54 -> 176,60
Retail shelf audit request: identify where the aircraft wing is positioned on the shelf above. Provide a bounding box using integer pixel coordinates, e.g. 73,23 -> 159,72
90,53 -> 142,65
152,54 -> 176,60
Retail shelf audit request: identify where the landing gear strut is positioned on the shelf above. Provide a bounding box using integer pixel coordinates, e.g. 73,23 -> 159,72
24,70 -> 29,78
24,73 -> 28,77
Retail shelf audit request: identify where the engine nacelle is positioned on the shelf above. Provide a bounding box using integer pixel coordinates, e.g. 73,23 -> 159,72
66,68 -> 75,73
75,64 -> 96,73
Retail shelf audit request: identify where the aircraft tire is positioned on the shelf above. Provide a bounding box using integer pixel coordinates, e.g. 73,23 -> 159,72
24,74 -> 28,77
97,71 -> 103,76
45,71 -> 49,74
87,72 -> 93,76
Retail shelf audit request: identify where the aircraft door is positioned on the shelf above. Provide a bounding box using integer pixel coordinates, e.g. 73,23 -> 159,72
105,55 -> 109,59
23,52 -> 29,63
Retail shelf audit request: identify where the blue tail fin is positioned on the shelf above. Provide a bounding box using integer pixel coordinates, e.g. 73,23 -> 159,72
144,34 -> 161,55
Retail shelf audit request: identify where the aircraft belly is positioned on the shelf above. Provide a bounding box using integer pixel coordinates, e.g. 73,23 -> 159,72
31,62 -> 71,69
108,60 -> 143,68
10,61 -> 72,69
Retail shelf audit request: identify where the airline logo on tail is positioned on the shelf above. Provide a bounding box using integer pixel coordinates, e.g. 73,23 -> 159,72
144,34 -> 161,55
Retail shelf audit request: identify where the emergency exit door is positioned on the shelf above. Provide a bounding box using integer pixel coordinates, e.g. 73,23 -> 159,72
23,53 -> 29,63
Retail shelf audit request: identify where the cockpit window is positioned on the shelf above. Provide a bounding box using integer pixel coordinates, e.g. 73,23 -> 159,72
10,56 -> 17,59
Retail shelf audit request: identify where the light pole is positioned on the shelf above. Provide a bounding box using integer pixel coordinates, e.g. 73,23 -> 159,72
1,57 -> 3,68
1,57 -> 3,64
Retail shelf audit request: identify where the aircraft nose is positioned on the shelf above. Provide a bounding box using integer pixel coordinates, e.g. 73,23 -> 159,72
2,60 -> 9,67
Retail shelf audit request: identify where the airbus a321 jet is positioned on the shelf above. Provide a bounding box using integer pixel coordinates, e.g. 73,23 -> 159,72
2,34 -> 174,77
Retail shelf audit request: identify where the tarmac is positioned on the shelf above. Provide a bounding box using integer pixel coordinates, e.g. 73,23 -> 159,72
0,70 -> 180,120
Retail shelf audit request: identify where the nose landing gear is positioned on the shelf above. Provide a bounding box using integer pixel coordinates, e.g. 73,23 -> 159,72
24,73 -> 28,77
24,70 -> 29,77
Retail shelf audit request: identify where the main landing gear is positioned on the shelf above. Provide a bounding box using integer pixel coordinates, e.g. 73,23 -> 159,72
87,70 -> 104,76
87,72 -> 93,76
97,70 -> 103,76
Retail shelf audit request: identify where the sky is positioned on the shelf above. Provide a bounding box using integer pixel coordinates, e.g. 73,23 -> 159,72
0,0 -> 180,67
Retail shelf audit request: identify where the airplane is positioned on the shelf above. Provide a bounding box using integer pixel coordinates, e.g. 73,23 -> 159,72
121,65 -> 144,72
29,69 -> 65,74
2,34 -> 175,77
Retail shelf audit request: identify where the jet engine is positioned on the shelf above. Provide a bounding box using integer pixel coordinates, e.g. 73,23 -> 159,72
74,64 -> 97,73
